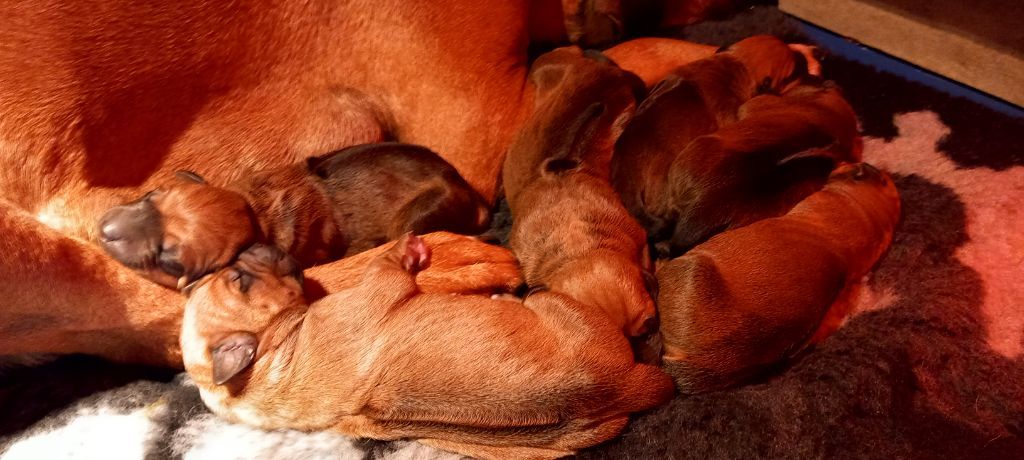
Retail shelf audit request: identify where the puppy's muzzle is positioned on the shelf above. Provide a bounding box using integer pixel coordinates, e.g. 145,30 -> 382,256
98,199 -> 163,268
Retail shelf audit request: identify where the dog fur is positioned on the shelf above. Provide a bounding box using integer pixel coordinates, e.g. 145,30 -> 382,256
0,0 -> 724,366
181,234 -> 673,459
613,35 -> 859,255
98,142 -> 489,288
503,47 -> 658,339
656,163 -> 901,393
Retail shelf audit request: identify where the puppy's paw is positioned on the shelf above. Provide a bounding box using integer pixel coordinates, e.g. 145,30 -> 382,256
399,233 -> 432,274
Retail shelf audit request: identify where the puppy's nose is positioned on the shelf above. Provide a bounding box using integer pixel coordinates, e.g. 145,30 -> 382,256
99,220 -> 125,242
98,203 -> 160,243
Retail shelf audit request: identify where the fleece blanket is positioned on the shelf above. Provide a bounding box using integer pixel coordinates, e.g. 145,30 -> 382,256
2,6 -> 1022,459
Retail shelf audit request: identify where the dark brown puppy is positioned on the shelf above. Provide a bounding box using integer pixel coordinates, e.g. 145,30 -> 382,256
182,235 -> 673,459
656,163 -> 900,393
99,142 -> 489,288
503,47 -> 657,339
611,35 -> 853,256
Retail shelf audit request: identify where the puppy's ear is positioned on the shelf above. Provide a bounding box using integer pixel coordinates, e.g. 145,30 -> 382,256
305,156 -> 323,173
776,146 -> 842,167
176,170 -> 207,184
530,61 -> 570,100
210,332 -> 258,385
306,151 -> 345,179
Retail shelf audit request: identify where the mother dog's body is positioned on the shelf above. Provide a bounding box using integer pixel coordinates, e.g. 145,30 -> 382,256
0,0 -> 719,366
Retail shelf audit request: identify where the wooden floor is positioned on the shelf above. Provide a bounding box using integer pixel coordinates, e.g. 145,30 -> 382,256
780,0 -> 1024,107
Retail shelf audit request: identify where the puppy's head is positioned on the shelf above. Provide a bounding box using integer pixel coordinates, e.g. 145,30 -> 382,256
824,162 -> 901,266
527,46 -> 645,159
723,35 -> 818,94
552,252 -> 659,337
183,244 -> 305,386
826,162 -> 899,206
98,171 -> 258,289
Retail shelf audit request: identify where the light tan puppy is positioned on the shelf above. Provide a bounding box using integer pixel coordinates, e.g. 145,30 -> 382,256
504,47 -> 657,340
656,163 -> 901,393
181,234 -> 673,459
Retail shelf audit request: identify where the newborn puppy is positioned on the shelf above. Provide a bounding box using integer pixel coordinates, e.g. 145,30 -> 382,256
616,79 -> 861,256
656,163 -> 900,393
304,231 -> 523,297
181,234 -> 673,460
612,35 -> 848,255
613,34 -> 816,157
503,46 -> 657,339
661,83 -> 862,254
99,142 -> 490,288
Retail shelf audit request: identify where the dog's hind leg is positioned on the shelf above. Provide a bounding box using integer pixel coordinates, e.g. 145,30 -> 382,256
0,199 -> 183,366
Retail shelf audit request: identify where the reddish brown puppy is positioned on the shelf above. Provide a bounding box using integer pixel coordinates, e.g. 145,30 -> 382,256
98,142 -> 489,288
503,47 -> 658,339
613,36 -> 860,255
661,83 -> 862,254
656,163 -> 901,393
182,235 -> 673,459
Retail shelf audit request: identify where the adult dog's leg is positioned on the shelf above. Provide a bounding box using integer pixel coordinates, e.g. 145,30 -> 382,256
0,200 -> 183,367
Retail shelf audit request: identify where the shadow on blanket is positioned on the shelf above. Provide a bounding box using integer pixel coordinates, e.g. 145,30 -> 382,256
581,174 -> 1024,459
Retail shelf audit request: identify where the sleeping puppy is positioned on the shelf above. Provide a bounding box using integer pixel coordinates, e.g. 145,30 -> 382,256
303,231 -> 524,297
656,163 -> 900,393
98,142 -> 490,288
503,46 -> 658,339
616,80 -> 861,256
660,83 -> 862,254
611,35 -> 848,255
181,234 -> 674,460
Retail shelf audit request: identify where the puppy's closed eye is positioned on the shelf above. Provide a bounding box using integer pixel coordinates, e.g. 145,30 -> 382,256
228,269 -> 255,293
159,246 -> 185,277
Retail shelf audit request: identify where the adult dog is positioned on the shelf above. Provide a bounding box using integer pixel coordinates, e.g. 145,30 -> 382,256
0,0 -> 724,366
